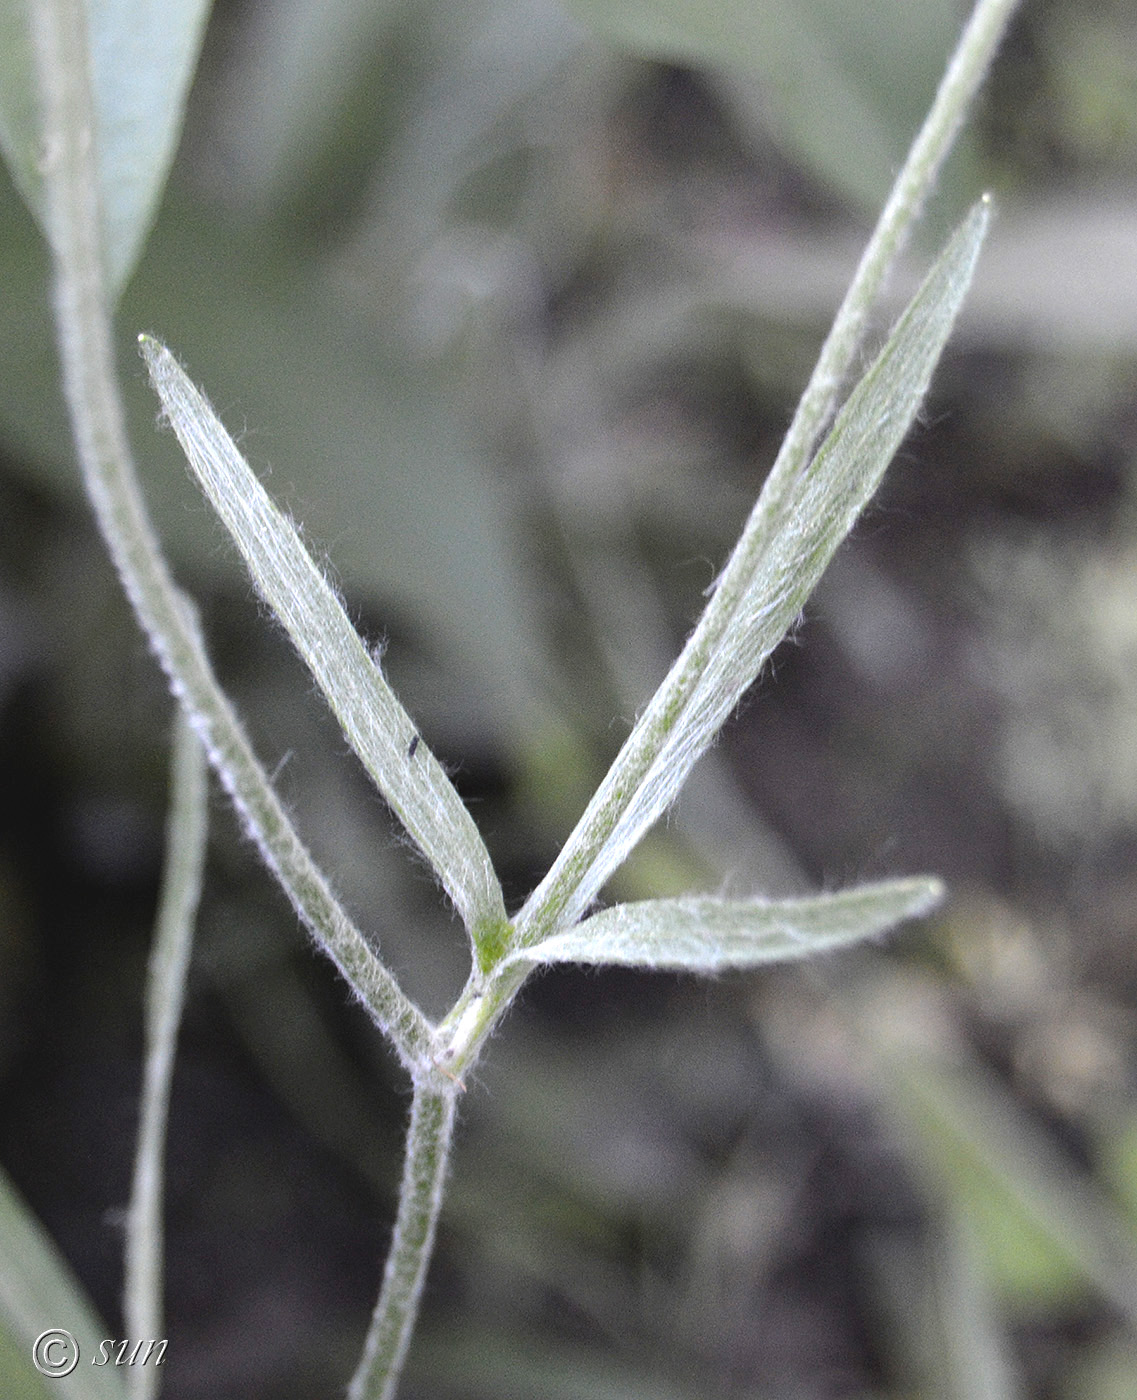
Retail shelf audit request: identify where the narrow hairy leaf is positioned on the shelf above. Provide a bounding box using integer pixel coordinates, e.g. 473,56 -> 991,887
506,877 -> 943,972
139,336 -> 508,957
3,0 -> 211,295
0,1166 -> 127,1399
518,199 -> 989,942
28,0 -> 432,1061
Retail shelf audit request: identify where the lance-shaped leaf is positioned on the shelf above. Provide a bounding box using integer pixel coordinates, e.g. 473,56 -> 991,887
139,336 -> 509,962
517,200 -> 988,945
1,0 -> 212,297
0,1165 -> 127,1399
504,876 -> 943,972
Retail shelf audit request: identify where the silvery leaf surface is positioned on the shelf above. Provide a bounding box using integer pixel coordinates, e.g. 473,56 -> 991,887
506,876 -> 944,971
140,336 -> 509,962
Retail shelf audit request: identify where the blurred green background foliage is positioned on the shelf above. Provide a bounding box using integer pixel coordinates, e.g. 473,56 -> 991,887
3,0 -> 1137,1395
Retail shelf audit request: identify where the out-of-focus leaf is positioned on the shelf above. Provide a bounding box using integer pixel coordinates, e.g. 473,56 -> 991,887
0,1166 -> 126,1400
197,0 -> 404,219
506,877 -> 943,971
700,189 -> 1137,355
0,1317 -> 52,1400
0,3 -> 40,224
354,0 -> 591,254
935,1208 -> 1024,1400
0,0 -> 212,295
565,0 -> 966,214
1065,1338 -> 1137,1400
410,1324 -> 710,1400
864,1208 -> 1022,1400
1096,1112 -> 1137,1242
84,0 -> 213,292
204,0 -> 595,272
870,1019 -> 1137,1320
0,181 -> 552,751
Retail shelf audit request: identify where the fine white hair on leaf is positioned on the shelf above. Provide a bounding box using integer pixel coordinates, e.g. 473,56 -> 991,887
504,877 -> 945,973
138,335 -> 508,957
515,199 -> 989,945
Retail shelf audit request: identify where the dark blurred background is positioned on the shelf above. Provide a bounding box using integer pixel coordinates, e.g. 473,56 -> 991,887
3,0 -> 1137,1395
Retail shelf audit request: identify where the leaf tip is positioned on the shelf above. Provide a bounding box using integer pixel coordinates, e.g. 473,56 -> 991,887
137,331 -> 163,371
907,875 -> 947,918
965,193 -> 993,245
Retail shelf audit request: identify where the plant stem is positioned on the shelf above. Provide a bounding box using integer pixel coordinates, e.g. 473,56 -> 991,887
124,709 -> 207,1400
29,0 -> 433,1071
755,0 -> 1021,518
511,0 -> 1020,951
347,1080 -> 459,1400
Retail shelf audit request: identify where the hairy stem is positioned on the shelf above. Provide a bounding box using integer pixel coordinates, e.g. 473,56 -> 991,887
124,709 -> 207,1400
755,0 -> 1021,518
29,0 -> 433,1070
348,1081 -> 459,1400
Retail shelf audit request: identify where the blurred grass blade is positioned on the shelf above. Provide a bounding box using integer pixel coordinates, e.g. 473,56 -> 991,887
936,1208 -> 1024,1400
139,336 -> 509,960
506,877 -> 942,971
520,199 -> 989,942
875,1026 -> 1137,1328
0,1165 -> 127,1399
0,2 -> 41,224
410,1324 -> 711,1400
125,706 -> 207,1400
1,0 -> 211,296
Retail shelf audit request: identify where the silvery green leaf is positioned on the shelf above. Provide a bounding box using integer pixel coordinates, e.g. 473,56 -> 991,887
0,1166 -> 127,1398
139,336 -> 509,961
517,200 -> 988,944
0,0 -> 212,296
85,0 -> 211,293
505,876 -> 943,972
